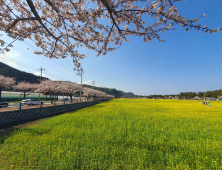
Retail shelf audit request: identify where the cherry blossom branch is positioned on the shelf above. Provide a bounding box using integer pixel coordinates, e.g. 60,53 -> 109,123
69,0 -> 98,34
6,17 -> 37,31
4,26 -> 42,50
100,0 -> 121,33
1,0 -> 17,17
43,0 -> 59,13
116,9 -> 215,32
26,0 -> 84,62
104,24 -> 114,52
43,0 -> 69,34
26,0 -> 57,39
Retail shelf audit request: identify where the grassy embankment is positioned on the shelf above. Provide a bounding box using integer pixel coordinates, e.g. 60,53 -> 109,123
1,99 -> 222,169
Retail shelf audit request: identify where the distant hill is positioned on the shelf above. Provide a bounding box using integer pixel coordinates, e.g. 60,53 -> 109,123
122,92 -> 136,97
82,84 -> 136,98
0,62 -> 136,97
82,84 -> 123,97
0,62 -> 48,84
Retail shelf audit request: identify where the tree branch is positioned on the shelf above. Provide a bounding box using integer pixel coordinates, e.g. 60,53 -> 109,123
100,0 -> 122,33
43,0 -> 59,13
4,26 -> 42,49
26,0 -> 57,39
104,24 -> 114,51
6,17 -> 37,31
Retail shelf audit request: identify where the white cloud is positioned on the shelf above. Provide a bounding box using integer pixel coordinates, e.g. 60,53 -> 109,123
173,90 -> 178,92
0,51 -> 21,68
83,80 -> 93,85
33,72 -> 48,78
33,72 -> 59,81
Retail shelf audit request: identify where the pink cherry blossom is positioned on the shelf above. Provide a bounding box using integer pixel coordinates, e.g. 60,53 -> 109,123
0,0 -> 219,71
0,75 -> 15,101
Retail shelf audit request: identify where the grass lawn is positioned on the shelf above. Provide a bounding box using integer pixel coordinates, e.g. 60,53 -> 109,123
0,99 -> 222,169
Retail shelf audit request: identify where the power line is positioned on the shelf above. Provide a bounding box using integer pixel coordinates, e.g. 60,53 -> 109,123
21,40 -> 75,74
36,65 -> 46,83
37,65 -> 46,98
76,69 -> 83,85
14,48 -> 75,79
25,40 -> 76,71
11,46 -> 64,74
0,56 -> 65,81
92,80 -> 95,89
0,53 -> 61,79
0,56 -> 38,71
2,40 -> 91,84
76,69 -> 83,100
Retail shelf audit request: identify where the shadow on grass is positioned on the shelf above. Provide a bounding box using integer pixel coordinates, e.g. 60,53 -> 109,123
21,127 -> 52,136
0,127 -> 20,145
0,121 -> 52,145
0,117 -> 51,145
0,99 -> 111,145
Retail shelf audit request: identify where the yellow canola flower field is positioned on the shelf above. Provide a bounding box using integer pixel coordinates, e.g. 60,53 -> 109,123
0,99 -> 222,169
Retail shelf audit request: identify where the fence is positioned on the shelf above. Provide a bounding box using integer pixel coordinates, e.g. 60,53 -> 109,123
1,91 -> 85,102
1,94 -> 55,102
0,99 -> 110,126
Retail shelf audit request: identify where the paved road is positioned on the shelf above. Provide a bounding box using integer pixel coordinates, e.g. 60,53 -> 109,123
0,100 -> 88,112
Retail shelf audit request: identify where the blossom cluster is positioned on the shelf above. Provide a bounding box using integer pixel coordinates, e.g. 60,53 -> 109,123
0,0 -> 220,71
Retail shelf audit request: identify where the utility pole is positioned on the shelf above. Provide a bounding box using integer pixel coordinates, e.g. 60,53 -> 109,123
92,80 -> 95,89
77,69 -> 83,101
204,91 -> 205,102
37,66 -> 46,99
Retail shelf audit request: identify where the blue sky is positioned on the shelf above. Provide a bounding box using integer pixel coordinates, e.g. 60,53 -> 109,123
0,0 -> 222,95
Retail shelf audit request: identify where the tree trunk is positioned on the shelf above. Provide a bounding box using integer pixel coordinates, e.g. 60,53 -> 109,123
50,92 -> 53,104
0,86 -> 2,102
24,92 -> 26,99
70,95 -> 72,102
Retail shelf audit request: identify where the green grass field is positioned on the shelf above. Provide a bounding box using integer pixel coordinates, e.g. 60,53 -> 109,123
1,99 -> 222,169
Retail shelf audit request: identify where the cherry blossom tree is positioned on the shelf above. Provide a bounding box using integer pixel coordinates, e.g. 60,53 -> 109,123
0,0 -> 221,70
82,87 -> 96,101
0,75 -> 15,101
35,80 -> 62,103
95,90 -> 115,99
83,87 -> 115,100
95,90 -> 107,99
60,81 -> 83,102
12,81 -> 36,99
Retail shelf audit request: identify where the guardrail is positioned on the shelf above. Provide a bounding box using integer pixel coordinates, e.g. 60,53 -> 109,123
0,99 -> 110,127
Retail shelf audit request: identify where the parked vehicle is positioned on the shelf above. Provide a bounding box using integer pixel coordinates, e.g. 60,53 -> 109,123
0,101 -> 9,108
61,98 -> 69,101
21,99 -> 43,105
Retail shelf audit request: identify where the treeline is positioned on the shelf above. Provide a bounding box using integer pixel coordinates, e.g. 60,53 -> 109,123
141,90 -> 222,99
178,90 -> 222,98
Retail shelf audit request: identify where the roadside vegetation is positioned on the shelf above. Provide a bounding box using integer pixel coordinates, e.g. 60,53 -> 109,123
1,99 -> 222,169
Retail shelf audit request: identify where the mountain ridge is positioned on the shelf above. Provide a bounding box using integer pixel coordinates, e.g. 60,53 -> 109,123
0,62 -> 136,97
